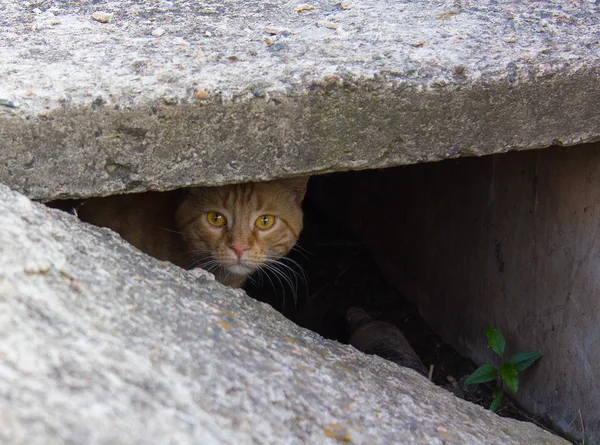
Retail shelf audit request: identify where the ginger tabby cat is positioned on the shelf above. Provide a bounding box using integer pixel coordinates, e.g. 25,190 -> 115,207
77,178 -> 308,288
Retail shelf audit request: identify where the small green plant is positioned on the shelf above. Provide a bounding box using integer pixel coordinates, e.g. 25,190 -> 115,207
465,327 -> 542,412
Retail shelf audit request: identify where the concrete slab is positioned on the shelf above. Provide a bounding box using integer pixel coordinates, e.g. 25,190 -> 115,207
1,0 -> 599,201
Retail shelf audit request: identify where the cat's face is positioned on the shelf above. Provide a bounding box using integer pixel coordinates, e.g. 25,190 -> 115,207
175,178 -> 307,287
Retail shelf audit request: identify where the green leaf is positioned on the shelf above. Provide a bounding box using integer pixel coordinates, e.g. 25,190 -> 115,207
500,363 -> 519,393
465,364 -> 497,385
508,352 -> 542,372
490,391 -> 504,412
486,327 -> 506,358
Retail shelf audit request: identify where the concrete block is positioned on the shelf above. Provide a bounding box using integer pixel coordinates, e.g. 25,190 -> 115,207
0,1 -> 599,201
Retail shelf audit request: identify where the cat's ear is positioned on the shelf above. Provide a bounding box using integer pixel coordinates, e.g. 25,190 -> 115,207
175,188 -> 188,207
179,187 -> 203,204
279,176 -> 309,203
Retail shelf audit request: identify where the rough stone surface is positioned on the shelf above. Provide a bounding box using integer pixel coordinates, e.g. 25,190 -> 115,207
0,185 -> 568,444
316,142 -> 600,443
1,0 -> 599,201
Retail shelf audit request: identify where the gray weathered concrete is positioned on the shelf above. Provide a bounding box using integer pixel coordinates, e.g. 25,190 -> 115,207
316,142 -> 600,443
0,183 -> 569,444
1,0 -> 599,201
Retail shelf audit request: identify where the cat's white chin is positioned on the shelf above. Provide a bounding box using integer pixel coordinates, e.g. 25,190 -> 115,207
227,263 -> 255,276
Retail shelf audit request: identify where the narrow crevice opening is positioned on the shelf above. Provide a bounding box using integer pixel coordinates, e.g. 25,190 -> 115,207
48,145 -> 589,441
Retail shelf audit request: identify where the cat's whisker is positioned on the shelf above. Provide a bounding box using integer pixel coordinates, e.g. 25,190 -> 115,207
220,264 -> 235,283
245,274 -> 259,286
274,262 -> 300,295
183,249 -> 221,271
256,267 -> 289,312
189,257 -> 223,275
263,264 -> 289,307
181,250 -> 215,267
181,248 -> 214,258
277,258 -> 308,303
253,268 -> 264,286
195,260 -> 219,269
181,246 -> 213,253
256,267 -> 277,295
264,262 -> 297,305
190,259 -> 211,271
206,261 -> 226,272
277,256 -> 308,286
188,255 -> 214,265
265,261 -> 297,289
266,257 -> 307,291
184,249 -> 213,257
291,244 -> 313,259
159,226 -> 184,235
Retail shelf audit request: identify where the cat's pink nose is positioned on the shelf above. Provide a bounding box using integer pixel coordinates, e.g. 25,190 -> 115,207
230,244 -> 249,259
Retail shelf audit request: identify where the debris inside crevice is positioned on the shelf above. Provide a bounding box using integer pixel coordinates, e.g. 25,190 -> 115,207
245,187 -> 565,441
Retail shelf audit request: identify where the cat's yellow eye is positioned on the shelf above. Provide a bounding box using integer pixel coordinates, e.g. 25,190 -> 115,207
207,212 -> 227,227
255,215 -> 276,230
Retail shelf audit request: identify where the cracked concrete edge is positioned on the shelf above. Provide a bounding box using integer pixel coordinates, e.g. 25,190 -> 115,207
2,0 -> 600,201
2,69 -> 600,202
